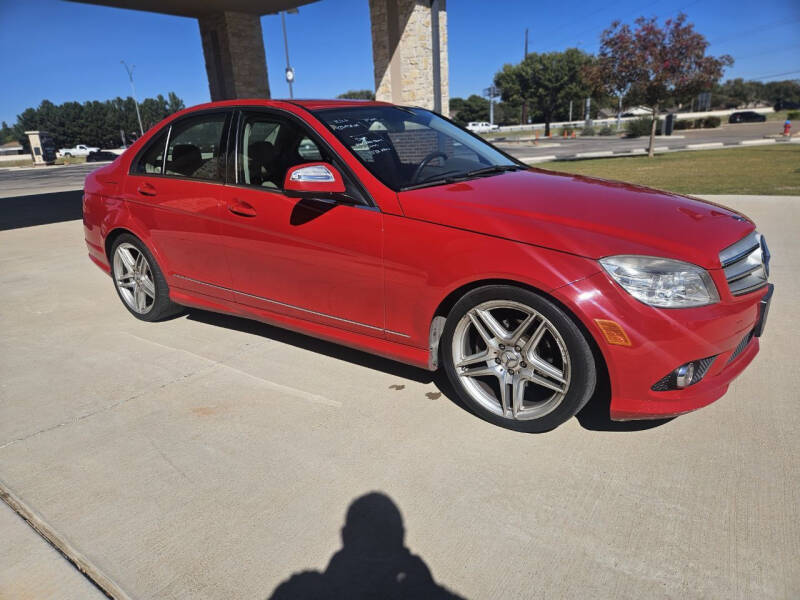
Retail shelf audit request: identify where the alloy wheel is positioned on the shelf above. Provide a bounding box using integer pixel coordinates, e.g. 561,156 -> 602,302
451,300 -> 571,420
113,242 -> 156,314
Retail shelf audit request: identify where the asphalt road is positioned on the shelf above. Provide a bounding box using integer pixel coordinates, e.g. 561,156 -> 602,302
1,162 -> 798,600
494,120 -> 792,161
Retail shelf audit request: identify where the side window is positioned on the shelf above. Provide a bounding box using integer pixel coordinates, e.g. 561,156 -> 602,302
133,132 -> 167,174
239,117 -> 284,188
165,112 -> 227,181
238,115 -> 332,189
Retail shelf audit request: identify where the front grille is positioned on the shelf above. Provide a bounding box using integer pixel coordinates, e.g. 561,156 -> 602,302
719,231 -> 770,296
727,330 -> 755,364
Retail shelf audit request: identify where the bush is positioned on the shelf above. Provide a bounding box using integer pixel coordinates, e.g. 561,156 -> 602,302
625,117 -> 656,138
703,116 -> 721,128
787,111 -> 800,121
673,119 -> 692,130
598,125 -> 616,136
581,126 -> 596,136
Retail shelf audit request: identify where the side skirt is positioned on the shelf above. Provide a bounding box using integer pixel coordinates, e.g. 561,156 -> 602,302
169,287 -> 434,372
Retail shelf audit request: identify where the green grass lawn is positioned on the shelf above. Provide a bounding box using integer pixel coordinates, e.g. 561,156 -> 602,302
541,145 -> 800,195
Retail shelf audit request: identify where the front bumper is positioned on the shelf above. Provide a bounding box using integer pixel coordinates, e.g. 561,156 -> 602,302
554,271 -> 771,421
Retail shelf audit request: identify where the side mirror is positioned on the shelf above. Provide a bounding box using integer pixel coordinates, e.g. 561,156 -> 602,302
284,162 -> 346,196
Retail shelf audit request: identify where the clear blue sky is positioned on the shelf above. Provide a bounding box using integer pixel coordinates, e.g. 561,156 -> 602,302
0,0 -> 798,124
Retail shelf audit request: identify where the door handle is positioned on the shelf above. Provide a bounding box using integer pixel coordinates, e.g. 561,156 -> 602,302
137,182 -> 157,197
228,199 -> 257,217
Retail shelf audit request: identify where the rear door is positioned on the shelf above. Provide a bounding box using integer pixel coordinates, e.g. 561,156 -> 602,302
122,110 -> 234,300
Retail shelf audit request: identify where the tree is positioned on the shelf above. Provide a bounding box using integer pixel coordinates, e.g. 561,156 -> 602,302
337,90 -> 375,100
449,95 -> 490,125
6,93 -> 186,150
588,14 -> 732,157
495,49 -> 594,135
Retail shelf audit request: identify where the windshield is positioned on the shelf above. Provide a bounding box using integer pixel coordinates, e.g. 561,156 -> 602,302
314,106 -> 521,191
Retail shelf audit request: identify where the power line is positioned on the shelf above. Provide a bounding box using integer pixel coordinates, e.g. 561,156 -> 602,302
710,18 -> 800,46
742,69 -> 800,81
734,43 -> 800,61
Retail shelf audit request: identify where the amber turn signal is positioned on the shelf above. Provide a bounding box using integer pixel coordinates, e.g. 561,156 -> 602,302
594,319 -> 632,346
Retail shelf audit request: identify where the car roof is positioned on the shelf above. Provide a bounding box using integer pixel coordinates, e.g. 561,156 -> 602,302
176,98 -> 394,113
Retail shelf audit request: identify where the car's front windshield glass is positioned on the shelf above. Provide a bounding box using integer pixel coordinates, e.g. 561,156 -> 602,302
314,106 -> 521,191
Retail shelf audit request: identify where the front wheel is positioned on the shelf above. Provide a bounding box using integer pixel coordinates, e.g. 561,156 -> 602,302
441,285 -> 596,433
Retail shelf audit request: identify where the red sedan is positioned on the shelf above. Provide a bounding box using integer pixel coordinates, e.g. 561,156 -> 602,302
83,99 -> 772,432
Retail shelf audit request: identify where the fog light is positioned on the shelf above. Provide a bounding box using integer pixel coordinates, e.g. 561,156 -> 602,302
675,363 -> 695,389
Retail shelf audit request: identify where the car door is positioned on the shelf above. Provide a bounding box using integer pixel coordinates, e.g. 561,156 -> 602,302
122,110 -> 234,300
218,109 -> 384,337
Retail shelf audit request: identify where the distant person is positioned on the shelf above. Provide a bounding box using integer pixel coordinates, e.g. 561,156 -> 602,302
269,492 -> 465,600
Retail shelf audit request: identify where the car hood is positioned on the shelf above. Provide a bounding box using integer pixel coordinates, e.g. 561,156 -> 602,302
397,169 -> 754,269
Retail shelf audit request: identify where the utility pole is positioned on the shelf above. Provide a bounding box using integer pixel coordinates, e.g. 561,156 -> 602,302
584,97 -> 592,128
569,100 -> 573,122
281,10 -> 297,99
521,28 -> 529,125
484,85 -> 498,126
121,60 -> 144,137
524,28 -> 528,59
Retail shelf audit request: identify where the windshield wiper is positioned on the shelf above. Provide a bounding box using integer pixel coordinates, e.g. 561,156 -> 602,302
399,165 -> 524,192
462,164 -> 524,178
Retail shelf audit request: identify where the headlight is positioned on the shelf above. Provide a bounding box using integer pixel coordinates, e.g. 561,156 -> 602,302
599,255 -> 719,308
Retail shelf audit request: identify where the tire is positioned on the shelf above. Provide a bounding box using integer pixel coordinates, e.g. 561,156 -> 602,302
441,285 -> 596,433
109,233 -> 181,322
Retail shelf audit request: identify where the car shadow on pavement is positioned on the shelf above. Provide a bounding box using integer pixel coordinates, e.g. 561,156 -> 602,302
186,309 -> 672,434
575,356 -> 674,432
267,492 -> 466,600
185,309 -> 436,384
0,190 -> 84,230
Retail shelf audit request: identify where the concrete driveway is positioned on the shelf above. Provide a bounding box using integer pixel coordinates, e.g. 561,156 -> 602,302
1,179 -> 798,598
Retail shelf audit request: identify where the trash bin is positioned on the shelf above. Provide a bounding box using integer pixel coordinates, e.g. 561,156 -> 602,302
664,114 -> 675,136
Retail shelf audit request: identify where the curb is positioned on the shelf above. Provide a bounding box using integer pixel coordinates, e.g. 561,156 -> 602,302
0,478 -> 132,600
519,137 -> 797,163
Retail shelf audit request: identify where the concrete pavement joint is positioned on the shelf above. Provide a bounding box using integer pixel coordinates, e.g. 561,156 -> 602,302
0,480 -> 132,600
125,333 -> 340,407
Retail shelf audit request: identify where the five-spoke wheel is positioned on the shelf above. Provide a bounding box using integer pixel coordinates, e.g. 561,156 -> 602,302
110,234 -> 180,322
113,242 -> 156,314
442,285 -> 596,432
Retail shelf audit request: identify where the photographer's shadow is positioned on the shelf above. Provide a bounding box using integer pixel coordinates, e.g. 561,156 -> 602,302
268,492 -> 465,600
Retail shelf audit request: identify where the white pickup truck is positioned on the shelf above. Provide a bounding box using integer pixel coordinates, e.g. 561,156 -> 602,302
466,121 -> 499,133
57,144 -> 100,157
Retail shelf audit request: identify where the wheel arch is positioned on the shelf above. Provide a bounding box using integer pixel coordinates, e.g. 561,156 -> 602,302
427,278 -> 610,401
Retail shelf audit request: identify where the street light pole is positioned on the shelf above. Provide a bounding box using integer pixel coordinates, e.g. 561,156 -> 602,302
281,11 -> 296,99
121,60 -> 144,137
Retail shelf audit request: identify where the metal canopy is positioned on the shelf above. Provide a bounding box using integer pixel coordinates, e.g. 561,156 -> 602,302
67,0 -> 318,17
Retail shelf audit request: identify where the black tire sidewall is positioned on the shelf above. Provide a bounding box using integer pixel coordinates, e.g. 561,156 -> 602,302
441,285 -> 596,433
110,234 -> 179,322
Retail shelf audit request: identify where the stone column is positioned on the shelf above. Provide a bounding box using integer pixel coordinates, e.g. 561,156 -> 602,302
198,12 -> 270,100
369,0 -> 449,116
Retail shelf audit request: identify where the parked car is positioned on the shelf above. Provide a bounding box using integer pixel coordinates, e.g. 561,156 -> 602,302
86,150 -> 119,162
58,143 -> 100,157
774,100 -> 800,111
466,121 -> 499,133
728,111 -> 767,123
83,100 -> 772,432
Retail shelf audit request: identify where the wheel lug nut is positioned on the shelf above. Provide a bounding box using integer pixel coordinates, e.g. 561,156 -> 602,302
521,362 -> 527,368
508,369 -> 515,375
495,358 -> 501,364
499,344 -> 505,350
514,346 -> 521,352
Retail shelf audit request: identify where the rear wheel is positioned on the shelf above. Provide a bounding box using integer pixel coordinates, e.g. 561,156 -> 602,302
441,285 -> 596,432
110,234 -> 180,321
